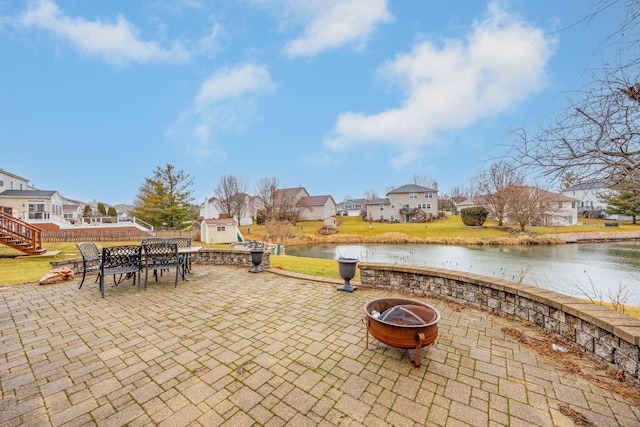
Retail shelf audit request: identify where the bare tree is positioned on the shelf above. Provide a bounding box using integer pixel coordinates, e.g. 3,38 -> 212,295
410,174 -> 438,189
214,175 -> 248,225
509,1 -> 640,190
363,189 -> 379,201
511,71 -> 640,191
503,185 -> 559,231
255,176 -> 280,222
474,161 -> 525,226
448,184 -> 473,200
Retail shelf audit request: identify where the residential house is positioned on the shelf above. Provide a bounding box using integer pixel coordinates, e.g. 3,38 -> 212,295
274,187 -> 337,221
200,194 -> 254,226
0,169 -> 30,193
337,199 -> 366,216
0,189 -> 65,223
561,180 -> 615,219
301,195 -> 337,221
366,184 -> 439,223
200,218 -> 239,244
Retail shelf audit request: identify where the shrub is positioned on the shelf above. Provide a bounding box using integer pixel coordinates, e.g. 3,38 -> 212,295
460,207 -> 489,226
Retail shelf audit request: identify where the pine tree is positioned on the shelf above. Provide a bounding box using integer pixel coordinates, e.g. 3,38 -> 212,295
132,164 -> 196,228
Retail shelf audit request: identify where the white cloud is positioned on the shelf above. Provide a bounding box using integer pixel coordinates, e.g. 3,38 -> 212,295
17,0 -> 189,65
169,64 -> 276,158
323,2 -> 555,169
252,0 -> 393,57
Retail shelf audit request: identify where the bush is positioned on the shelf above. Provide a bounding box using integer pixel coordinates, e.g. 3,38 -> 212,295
460,207 -> 489,226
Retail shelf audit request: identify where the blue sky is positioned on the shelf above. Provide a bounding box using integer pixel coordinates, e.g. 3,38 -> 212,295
0,0 -> 619,206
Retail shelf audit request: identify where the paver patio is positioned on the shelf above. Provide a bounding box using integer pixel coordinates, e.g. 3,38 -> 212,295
1,265 -> 640,426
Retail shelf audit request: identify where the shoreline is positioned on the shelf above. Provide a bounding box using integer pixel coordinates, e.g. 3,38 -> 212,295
277,230 -> 640,247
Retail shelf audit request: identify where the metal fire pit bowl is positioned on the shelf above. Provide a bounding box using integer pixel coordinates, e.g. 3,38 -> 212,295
364,297 -> 441,367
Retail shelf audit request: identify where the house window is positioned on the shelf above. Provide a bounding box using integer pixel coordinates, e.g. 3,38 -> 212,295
379,205 -> 384,211
390,215 -> 395,221
572,202 -> 576,208
409,193 -> 417,199
425,192 -> 433,198
427,204 -> 431,209
558,202 -> 563,208
379,215 -> 384,220
216,226 -> 226,232
391,205 -> 395,209
28,200 -> 46,220
403,204 -> 409,209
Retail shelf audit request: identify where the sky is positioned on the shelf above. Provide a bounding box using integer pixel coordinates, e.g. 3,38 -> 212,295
0,0 -> 622,206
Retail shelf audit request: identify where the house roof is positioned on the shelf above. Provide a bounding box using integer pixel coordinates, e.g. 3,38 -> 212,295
564,180 -> 611,192
366,198 -> 390,205
275,187 -> 306,197
305,195 -> 334,206
0,169 -> 29,182
387,184 -> 437,195
203,218 -> 237,225
0,189 -> 58,198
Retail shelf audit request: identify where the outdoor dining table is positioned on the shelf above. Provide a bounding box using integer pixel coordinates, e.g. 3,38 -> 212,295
177,246 -> 201,279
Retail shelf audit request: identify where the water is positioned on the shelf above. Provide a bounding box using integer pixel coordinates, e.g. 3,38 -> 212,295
286,242 -> 640,305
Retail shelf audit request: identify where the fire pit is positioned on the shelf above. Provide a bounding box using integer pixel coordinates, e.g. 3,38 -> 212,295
364,298 -> 441,367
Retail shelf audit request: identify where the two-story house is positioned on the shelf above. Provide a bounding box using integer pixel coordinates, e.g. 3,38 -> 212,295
366,184 -> 439,223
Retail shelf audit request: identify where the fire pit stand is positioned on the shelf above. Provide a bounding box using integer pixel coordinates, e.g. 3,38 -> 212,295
363,298 -> 441,367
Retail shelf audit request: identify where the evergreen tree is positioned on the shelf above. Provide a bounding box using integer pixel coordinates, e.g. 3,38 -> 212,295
107,206 -> 117,217
83,205 -> 92,218
97,202 -> 107,215
599,189 -> 640,224
132,164 -> 196,228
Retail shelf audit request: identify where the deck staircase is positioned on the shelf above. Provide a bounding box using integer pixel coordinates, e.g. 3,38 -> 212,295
0,210 -> 47,255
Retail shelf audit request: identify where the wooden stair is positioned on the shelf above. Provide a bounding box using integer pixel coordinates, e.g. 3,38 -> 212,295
0,210 -> 47,255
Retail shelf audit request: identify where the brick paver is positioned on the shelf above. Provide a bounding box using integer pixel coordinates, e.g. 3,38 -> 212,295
1,265 -> 640,426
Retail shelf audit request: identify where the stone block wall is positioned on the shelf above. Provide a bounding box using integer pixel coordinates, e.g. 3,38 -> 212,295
359,262 -> 640,382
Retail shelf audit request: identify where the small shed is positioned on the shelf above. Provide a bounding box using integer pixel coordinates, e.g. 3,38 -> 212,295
324,217 -> 336,229
200,218 -> 238,244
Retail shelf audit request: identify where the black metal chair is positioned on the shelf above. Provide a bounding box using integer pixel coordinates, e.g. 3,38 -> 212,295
99,245 -> 142,298
76,242 -> 101,288
142,242 -> 181,289
166,237 -> 193,278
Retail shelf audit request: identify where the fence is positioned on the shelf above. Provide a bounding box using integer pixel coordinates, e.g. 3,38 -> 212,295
43,228 -> 196,243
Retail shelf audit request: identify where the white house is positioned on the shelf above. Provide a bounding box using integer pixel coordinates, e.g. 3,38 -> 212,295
561,180 -> 622,219
200,194 -> 254,226
200,218 -> 239,244
366,184 -> 439,223
337,199 -> 366,216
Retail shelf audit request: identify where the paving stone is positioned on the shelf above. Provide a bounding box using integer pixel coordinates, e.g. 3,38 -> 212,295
1,265 -> 639,426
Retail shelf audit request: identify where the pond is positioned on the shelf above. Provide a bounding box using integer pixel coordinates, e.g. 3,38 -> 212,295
285,242 -> 640,305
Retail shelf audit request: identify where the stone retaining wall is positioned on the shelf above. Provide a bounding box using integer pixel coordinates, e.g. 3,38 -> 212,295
359,262 -> 640,382
52,248 -> 270,274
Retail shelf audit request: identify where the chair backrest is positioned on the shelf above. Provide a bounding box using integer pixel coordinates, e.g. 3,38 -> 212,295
141,237 -> 165,245
101,245 -> 142,273
77,242 -> 100,262
165,237 -> 191,248
143,242 -> 179,267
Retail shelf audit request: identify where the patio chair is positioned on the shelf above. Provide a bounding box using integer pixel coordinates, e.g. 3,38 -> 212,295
99,245 -> 142,298
76,242 -> 101,289
166,237 -> 193,277
142,242 -> 181,289
141,237 -> 165,245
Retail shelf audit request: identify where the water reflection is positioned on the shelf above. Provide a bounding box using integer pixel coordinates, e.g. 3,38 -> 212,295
286,242 -> 640,305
